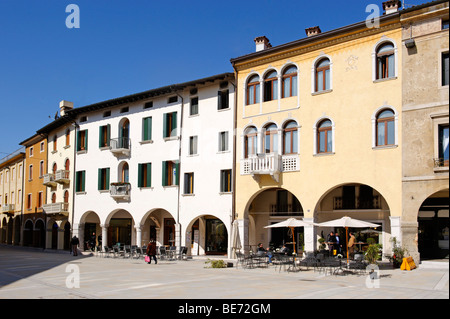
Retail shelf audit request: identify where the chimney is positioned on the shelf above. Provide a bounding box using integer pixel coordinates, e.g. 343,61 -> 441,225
59,100 -> 74,116
254,36 -> 272,52
383,0 -> 401,14
305,26 -> 322,37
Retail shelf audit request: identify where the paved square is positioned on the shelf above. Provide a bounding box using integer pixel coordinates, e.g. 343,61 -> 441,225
0,245 -> 448,300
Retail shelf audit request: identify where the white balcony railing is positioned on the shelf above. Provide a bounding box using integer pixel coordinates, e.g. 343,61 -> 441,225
110,183 -> 131,201
241,153 -> 299,182
2,204 -> 15,214
110,137 -> 131,156
43,174 -> 57,187
55,170 -> 70,184
43,202 -> 69,215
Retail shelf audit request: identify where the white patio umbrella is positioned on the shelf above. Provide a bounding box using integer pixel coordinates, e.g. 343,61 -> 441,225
316,216 -> 379,266
264,218 -> 315,256
231,220 -> 242,257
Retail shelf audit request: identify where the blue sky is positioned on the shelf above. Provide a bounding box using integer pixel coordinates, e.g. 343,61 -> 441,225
0,0 -> 426,156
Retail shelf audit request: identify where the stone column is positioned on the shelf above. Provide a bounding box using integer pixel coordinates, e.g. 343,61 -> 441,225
101,224 -> 108,248
303,218 -> 316,253
135,224 -> 142,247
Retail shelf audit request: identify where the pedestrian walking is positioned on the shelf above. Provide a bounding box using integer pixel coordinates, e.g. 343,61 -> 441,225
71,236 -> 80,256
146,240 -> 157,264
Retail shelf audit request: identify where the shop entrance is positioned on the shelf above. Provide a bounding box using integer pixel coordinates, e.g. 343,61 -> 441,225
108,218 -> 132,246
418,192 -> 449,260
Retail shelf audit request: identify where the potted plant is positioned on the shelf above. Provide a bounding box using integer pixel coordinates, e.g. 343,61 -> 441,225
365,243 -> 382,264
318,237 -> 326,252
389,237 -> 407,268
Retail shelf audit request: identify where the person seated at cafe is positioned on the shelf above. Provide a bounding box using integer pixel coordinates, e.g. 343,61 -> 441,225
280,244 -> 290,255
257,243 -> 273,263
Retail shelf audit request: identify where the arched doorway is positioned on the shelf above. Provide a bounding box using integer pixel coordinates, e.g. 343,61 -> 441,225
140,209 -> 176,248
314,183 -> 390,257
23,220 -> 33,246
418,189 -> 449,260
80,211 -> 101,250
106,210 -> 134,246
186,215 -> 229,256
51,222 -> 58,249
34,219 -> 45,249
245,187 -> 304,253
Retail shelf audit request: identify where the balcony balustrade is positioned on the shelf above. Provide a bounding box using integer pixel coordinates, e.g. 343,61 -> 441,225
43,202 -> 69,215
110,137 -> 131,157
43,174 -> 57,187
1,204 -> 15,215
55,170 -> 70,184
241,153 -> 299,182
333,196 -> 380,210
110,182 -> 131,201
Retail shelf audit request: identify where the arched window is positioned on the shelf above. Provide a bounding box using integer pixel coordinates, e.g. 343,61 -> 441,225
121,162 -> 129,183
376,42 -> 395,79
283,121 -> 298,154
317,119 -> 333,153
65,129 -> 70,147
376,109 -> 395,146
264,123 -> 278,153
264,71 -> 278,102
244,126 -> 257,158
246,75 -> 260,105
282,66 -> 298,98
51,192 -> 56,204
52,163 -> 57,175
64,190 -> 69,203
315,58 -> 331,92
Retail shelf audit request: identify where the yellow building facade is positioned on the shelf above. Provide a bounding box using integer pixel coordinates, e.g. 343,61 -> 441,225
0,149 -> 25,245
231,3 -> 403,257
19,134 -> 48,248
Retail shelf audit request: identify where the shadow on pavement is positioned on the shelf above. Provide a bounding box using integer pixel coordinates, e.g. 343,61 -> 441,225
0,244 -> 91,288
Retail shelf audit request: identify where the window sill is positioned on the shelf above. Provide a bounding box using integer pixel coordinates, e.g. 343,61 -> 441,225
139,186 -> 154,190
313,152 -> 335,157
99,146 -> 111,151
312,89 -> 333,96
217,150 -> 230,154
189,113 -> 199,118
76,150 -> 87,155
139,140 -> 153,145
219,191 -> 232,195
187,154 -> 199,157
163,185 -> 178,189
373,76 -> 397,83
64,145 -> 71,150
372,145 -> 398,150
75,191 -> 87,195
163,136 -> 179,142
434,166 -> 449,173
218,107 -> 230,112
99,190 -> 109,194
182,193 -> 195,197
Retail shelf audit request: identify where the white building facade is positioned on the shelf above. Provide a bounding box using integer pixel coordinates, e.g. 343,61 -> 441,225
71,73 -> 235,256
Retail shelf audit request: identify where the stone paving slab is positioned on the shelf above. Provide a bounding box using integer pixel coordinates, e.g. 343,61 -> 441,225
0,245 -> 448,301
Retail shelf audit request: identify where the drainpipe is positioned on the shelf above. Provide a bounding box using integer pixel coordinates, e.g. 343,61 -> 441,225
70,120 -> 79,243
174,88 -> 184,253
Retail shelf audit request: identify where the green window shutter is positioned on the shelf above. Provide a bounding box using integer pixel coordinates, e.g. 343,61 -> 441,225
147,163 -> 152,187
218,91 -> 222,110
138,164 -> 143,187
163,113 -> 168,138
175,161 -> 180,186
172,112 -> 177,137
143,117 -> 152,141
99,127 -> 103,147
162,161 -> 168,186
106,168 -> 110,190
106,124 -> 111,147
84,130 -> 88,151
82,171 -> 86,192
77,131 -> 81,151
98,168 -> 102,190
